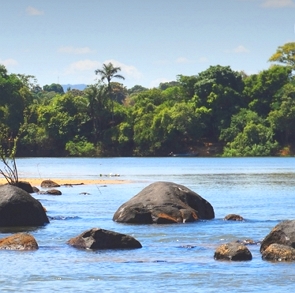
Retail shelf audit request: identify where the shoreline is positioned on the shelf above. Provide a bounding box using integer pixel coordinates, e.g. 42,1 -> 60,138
0,178 -> 131,186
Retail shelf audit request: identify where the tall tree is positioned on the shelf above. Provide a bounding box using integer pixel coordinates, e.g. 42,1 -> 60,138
269,42 -> 295,68
95,63 -> 125,120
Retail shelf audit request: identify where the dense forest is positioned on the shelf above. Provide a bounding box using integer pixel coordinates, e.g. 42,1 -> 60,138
1,42 -> 295,157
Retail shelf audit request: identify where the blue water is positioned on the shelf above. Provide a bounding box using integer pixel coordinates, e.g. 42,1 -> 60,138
1,157 -> 295,292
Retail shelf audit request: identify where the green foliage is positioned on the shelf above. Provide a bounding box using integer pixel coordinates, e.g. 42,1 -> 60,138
268,83 -> 295,144
193,65 -> 245,139
222,123 -> 278,156
43,83 -> 64,94
65,136 -> 95,156
2,43 -> 295,157
243,65 -> 292,117
269,42 -> 295,68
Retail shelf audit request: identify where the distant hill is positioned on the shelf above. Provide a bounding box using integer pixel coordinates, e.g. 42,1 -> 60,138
62,84 -> 87,92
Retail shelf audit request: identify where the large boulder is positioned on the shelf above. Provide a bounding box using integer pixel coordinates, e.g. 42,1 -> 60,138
0,233 -> 38,250
0,184 -> 49,227
67,228 -> 142,250
214,241 -> 252,261
113,181 -> 214,224
260,220 -> 295,254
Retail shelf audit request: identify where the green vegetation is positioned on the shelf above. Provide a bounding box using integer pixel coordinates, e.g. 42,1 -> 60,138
1,44 -> 295,157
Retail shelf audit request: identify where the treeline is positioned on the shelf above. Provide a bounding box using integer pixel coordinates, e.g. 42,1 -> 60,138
1,43 -> 295,157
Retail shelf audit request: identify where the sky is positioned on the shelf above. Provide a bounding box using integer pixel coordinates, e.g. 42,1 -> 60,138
1,0 -> 295,89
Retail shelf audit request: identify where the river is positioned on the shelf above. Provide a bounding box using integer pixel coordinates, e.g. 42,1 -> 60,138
0,157 -> 295,292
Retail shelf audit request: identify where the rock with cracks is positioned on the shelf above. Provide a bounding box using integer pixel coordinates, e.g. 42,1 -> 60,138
0,233 -> 38,250
113,181 -> 214,224
214,241 -> 252,261
67,228 -> 142,250
0,184 -> 49,227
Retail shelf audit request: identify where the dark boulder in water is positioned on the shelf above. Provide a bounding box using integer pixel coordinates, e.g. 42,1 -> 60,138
67,228 -> 142,250
0,185 -> 49,227
113,181 -> 214,224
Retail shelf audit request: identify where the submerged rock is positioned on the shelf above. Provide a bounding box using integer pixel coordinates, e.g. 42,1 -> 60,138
0,233 -> 38,250
67,228 -> 142,250
0,184 -> 49,227
214,241 -> 252,261
113,181 -> 214,224
224,214 -> 244,221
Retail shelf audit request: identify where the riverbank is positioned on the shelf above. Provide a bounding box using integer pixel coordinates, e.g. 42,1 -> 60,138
0,178 -> 131,186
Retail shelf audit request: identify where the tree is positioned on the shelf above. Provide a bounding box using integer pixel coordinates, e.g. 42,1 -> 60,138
193,65 -> 245,139
243,65 -> 292,117
85,83 -> 109,143
269,42 -> 295,68
222,122 -> 278,157
268,83 -> 295,144
43,83 -> 65,94
95,63 -> 125,120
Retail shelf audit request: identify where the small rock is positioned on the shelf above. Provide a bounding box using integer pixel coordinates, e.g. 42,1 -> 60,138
41,180 -> 60,188
32,186 -> 40,193
0,233 -> 38,250
46,189 -> 62,195
214,241 -> 252,261
224,214 -> 244,221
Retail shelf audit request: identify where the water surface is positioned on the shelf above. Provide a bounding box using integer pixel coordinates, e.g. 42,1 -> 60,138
1,157 -> 295,292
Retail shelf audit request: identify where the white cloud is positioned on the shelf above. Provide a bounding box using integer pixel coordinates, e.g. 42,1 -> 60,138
261,0 -> 295,7
198,57 -> 209,63
149,77 -> 172,88
61,59 -> 142,85
104,59 -> 143,80
0,58 -> 18,67
58,46 -> 95,54
26,6 -> 44,16
176,57 -> 190,64
225,45 -> 250,54
64,59 -> 101,75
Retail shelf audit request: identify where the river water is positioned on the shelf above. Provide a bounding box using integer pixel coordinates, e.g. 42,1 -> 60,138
0,157 -> 295,292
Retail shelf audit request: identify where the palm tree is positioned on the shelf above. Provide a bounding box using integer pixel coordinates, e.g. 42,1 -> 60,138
95,62 -> 125,121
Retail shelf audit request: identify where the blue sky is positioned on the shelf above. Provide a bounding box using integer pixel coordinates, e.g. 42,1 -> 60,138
1,0 -> 295,89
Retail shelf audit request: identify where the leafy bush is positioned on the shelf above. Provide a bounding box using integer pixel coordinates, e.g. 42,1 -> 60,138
65,136 -> 95,157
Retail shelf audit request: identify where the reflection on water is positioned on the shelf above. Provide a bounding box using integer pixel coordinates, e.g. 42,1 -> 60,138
0,157 -> 295,292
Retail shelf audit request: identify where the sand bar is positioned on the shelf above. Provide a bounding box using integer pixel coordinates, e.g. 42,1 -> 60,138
0,178 -> 131,186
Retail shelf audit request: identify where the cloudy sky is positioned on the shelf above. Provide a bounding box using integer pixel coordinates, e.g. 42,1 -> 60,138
1,0 -> 295,88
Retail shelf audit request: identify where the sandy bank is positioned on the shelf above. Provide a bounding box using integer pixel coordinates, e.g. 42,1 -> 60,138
0,178 -> 131,186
